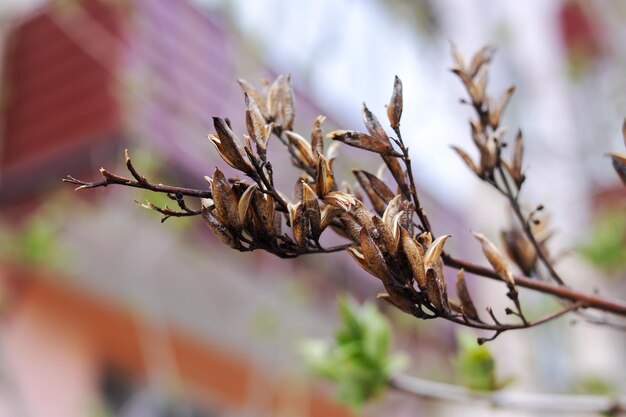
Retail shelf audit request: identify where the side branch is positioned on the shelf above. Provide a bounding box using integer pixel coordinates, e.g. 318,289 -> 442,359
63,149 -> 212,199
444,255 -> 626,317
389,373 -> 625,414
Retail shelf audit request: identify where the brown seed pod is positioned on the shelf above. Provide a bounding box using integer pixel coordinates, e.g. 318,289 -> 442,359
358,227 -> 393,285
237,79 -> 270,119
456,269 -> 480,321
302,182 -> 322,240
315,154 -> 334,197
244,94 -> 270,152
211,167 -> 241,231
451,145 -> 480,176
354,170 -> 387,215
501,229 -> 537,276
400,227 -> 427,291
377,291 -> 415,316
328,130 -> 392,155
251,191 -> 275,236
237,183 -> 258,225
489,85 -> 515,128
285,131 -> 316,168
291,202 -> 307,247
348,247 -> 378,277
322,191 -> 356,212
320,205 -> 342,231
362,103 -> 392,149
426,260 -> 450,313
472,231 -> 515,287
337,212 -> 362,242
424,235 -> 451,270
202,207 -> 236,248
511,129 -> 525,187
311,115 -> 326,157
372,215 -> 398,257
387,75 -> 403,130
280,75 -> 295,131
210,117 -> 255,175
382,155 -> 408,195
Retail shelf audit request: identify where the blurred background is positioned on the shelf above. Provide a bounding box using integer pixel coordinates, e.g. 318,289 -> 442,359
0,0 -> 624,416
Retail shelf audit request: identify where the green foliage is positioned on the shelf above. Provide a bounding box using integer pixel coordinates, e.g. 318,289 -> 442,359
579,210 -> 626,271
571,375 -> 616,396
0,215 -> 67,270
299,298 -> 407,410
454,331 -> 510,391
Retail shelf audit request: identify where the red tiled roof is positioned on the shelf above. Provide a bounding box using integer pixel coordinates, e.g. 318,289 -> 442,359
1,2 -> 124,205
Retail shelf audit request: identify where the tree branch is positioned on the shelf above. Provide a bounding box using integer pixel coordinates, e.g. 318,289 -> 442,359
389,373 -> 625,414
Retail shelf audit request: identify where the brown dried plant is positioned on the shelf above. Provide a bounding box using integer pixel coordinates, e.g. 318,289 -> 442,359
64,46 -> 626,343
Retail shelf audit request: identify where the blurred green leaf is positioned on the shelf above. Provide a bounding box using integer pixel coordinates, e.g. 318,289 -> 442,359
579,210 -> 626,271
571,375 -> 616,396
299,297 -> 408,410
454,331 -> 508,391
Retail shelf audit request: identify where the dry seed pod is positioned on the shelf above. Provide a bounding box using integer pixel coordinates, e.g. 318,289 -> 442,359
382,195 -> 403,226
322,191 -> 356,212
472,231 -> 515,287
377,291 -> 415,315
302,182 -> 322,240
451,145 -> 480,176
372,215 -> 398,257
400,227 -> 427,290
315,154 -> 334,196
285,131 -> 316,168
456,269 -> 480,321
251,191 -> 275,236
202,208 -> 236,248
280,75 -> 295,131
320,205 -> 342,230
478,136 -> 498,174
362,103 -> 392,149
348,247 -> 378,277
473,66 -> 488,104
511,129 -> 525,186
350,201 -> 376,232
489,85 -> 515,128
382,155 -> 408,195
238,183 -> 258,224
424,235 -> 451,270
501,229 -> 537,276
291,202 -> 307,246
358,227 -> 393,284
450,41 -> 466,73
387,75 -> 403,130
210,117 -> 255,175
354,170 -> 389,215
337,212 -> 362,242
360,171 -> 395,203
311,115 -> 326,157
237,79 -> 269,119
266,76 -> 282,120
389,211 -> 404,250
211,168 -> 241,231
417,231 -> 432,248
328,130 -> 392,155
426,260 -> 450,313
468,45 -> 495,78
244,94 -> 270,151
